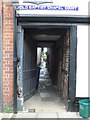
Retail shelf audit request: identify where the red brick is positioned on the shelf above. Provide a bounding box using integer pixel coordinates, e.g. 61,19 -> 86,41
2,2 -> 14,109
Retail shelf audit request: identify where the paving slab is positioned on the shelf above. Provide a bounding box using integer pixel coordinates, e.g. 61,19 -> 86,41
37,112 -> 58,118
0,113 -> 3,120
57,112 -> 82,118
12,113 -> 37,118
0,113 -> 13,120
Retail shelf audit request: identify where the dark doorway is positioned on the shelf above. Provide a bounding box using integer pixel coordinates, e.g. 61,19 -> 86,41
16,25 -> 77,112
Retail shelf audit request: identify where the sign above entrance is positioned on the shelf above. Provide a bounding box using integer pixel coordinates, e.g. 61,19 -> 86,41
14,0 -> 89,17
15,5 -> 79,11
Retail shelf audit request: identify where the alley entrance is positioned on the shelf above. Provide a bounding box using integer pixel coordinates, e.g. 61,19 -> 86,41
23,48 -> 66,113
16,24 -> 77,112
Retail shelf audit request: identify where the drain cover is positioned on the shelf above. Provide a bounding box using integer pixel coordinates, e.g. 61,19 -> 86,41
28,109 -> 35,113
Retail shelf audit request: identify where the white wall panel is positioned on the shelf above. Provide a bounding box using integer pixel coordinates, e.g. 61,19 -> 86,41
76,25 -> 88,97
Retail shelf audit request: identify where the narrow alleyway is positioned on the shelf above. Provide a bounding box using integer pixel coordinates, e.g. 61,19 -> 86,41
23,62 -> 66,113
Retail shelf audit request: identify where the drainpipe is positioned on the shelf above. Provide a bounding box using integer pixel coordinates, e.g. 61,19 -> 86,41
13,8 -> 18,113
1,0 -> 3,112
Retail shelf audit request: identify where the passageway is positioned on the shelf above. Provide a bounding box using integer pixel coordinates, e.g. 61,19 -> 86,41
23,59 -> 66,113
17,26 -> 71,112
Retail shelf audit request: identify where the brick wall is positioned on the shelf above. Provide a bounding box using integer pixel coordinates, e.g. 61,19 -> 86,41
62,30 -> 70,103
48,47 -> 56,85
56,29 -> 70,104
3,2 -> 14,109
56,35 -> 63,90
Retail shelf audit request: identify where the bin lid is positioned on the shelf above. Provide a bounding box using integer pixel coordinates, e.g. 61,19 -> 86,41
79,99 -> 90,106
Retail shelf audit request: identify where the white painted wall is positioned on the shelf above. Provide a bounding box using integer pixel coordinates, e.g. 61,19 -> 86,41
76,25 -> 88,97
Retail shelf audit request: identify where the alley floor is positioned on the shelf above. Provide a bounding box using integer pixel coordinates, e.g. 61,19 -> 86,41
23,67 -> 66,113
